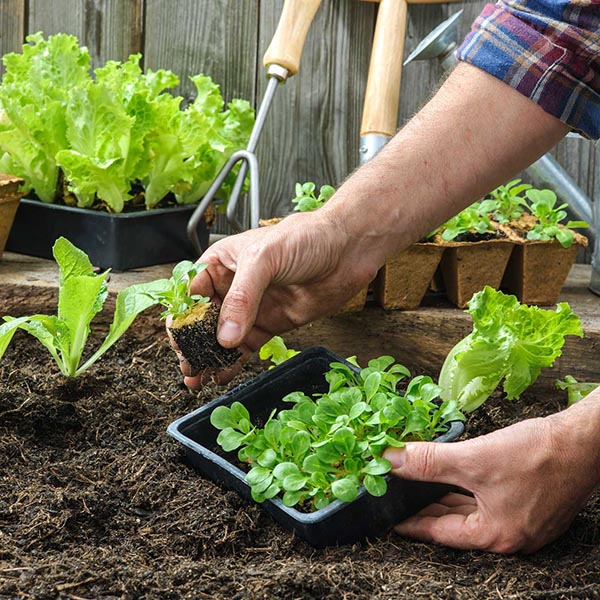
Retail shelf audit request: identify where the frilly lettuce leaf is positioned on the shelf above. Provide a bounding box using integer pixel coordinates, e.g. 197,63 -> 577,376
439,286 -> 583,412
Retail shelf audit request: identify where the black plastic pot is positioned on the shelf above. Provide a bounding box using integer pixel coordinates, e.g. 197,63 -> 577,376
167,346 -> 465,548
6,198 -> 210,271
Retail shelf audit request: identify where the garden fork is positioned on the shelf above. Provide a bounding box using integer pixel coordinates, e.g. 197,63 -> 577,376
187,0 -> 322,255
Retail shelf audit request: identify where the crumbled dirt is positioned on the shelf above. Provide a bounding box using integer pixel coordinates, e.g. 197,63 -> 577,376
1,288 -> 599,600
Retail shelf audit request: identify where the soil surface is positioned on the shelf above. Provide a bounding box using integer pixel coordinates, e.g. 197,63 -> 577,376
1,288 -> 599,599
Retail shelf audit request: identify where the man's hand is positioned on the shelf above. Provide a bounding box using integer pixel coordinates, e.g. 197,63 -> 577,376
179,209 -> 382,389
384,394 -> 600,553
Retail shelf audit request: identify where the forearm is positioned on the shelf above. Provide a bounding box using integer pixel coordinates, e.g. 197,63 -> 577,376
550,387 -> 600,486
320,63 -> 569,266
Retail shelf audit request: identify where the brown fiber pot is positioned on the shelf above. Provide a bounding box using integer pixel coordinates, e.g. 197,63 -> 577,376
500,232 -> 587,305
374,242 -> 444,310
437,236 -> 514,308
0,175 -> 24,259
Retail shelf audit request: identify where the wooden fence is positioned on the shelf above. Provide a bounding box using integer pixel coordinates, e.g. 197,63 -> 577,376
0,0 -> 597,236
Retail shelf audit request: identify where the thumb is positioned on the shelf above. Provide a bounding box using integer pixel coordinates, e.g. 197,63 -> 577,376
217,248 -> 273,348
384,441 -> 469,487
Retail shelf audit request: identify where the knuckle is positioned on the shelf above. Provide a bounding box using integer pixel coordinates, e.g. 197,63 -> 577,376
224,288 -> 253,314
417,443 -> 439,480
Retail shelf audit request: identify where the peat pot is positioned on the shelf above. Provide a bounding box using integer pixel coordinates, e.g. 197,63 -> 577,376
501,235 -> 587,305
374,242 -> 444,310
0,175 -> 24,259
168,346 -> 464,548
6,198 -> 211,271
437,237 -> 514,308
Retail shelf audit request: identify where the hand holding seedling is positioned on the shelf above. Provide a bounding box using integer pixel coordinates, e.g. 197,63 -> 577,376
181,209 -> 381,388
384,387 -> 600,553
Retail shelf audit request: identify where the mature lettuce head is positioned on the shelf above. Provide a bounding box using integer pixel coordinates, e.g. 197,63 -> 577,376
439,287 -> 583,412
0,33 -> 254,212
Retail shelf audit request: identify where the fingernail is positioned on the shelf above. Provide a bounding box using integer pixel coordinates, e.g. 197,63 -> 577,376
218,320 -> 241,346
384,448 -> 406,469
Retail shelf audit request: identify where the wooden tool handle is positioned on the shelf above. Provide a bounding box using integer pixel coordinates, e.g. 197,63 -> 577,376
360,0 -> 408,137
263,0 -> 322,76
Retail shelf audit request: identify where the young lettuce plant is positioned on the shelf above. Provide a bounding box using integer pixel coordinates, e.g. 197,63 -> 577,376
439,201 -> 497,241
259,336 -> 300,368
438,286 -> 583,412
291,182 -> 335,212
524,189 -> 589,248
556,376 -> 599,407
0,237 -> 171,377
143,261 -> 241,373
486,179 -> 532,223
211,356 -> 464,509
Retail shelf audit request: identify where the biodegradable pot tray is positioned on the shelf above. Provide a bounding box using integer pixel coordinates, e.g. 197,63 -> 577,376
6,198 -> 210,271
374,242 -> 444,310
168,346 -> 464,548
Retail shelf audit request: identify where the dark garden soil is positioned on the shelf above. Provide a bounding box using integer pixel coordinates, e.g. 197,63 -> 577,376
1,288 -> 599,600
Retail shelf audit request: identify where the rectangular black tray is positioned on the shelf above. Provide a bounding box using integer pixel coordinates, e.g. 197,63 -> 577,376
168,346 -> 464,548
6,198 -> 209,271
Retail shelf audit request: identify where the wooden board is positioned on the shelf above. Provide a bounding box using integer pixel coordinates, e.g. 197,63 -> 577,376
27,0 -> 143,67
1,252 -> 598,394
0,0 -> 25,77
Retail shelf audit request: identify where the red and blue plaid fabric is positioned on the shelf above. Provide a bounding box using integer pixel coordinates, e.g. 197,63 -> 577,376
457,0 -> 600,139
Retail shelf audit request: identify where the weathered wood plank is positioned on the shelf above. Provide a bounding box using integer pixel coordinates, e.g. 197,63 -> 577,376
256,0 -> 376,222
143,0 -> 258,105
26,0 -> 143,67
0,0 -> 26,77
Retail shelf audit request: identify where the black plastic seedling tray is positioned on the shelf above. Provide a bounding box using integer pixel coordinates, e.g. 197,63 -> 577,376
6,198 -> 209,271
167,346 -> 465,548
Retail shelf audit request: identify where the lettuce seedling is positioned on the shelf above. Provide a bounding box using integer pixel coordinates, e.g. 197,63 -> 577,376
143,260 -> 210,319
0,237 -> 171,377
439,286 -> 583,412
143,260 -> 240,373
556,376 -> 599,407
524,189 -> 589,248
486,179 -> 532,223
291,182 -> 335,212
259,336 -> 300,368
439,201 -> 496,241
211,356 -> 464,509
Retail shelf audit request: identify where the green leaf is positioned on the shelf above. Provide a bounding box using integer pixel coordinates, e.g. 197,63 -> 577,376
363,372 -> 382,401
210,406 -> 238,430
331,477 -> 359,502
217,428 -> 247,452
0,316 -> 33,360
364,475 -> 387,497
302,454 -> 331,474
257,449 -> 278,468
273,462 -> 300,481
362,457 -> 392,476
282,490 -> 304,507
282,473 -> 308,492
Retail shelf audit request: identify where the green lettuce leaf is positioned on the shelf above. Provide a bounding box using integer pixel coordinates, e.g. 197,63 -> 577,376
439,287 -> 583,412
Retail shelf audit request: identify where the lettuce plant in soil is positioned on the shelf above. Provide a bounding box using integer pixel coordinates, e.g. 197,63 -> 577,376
0,237 -> 171,377
556,376 -> 599,407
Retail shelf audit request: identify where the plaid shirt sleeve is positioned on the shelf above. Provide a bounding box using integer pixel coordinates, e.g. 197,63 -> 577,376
457,0 -> 600,139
